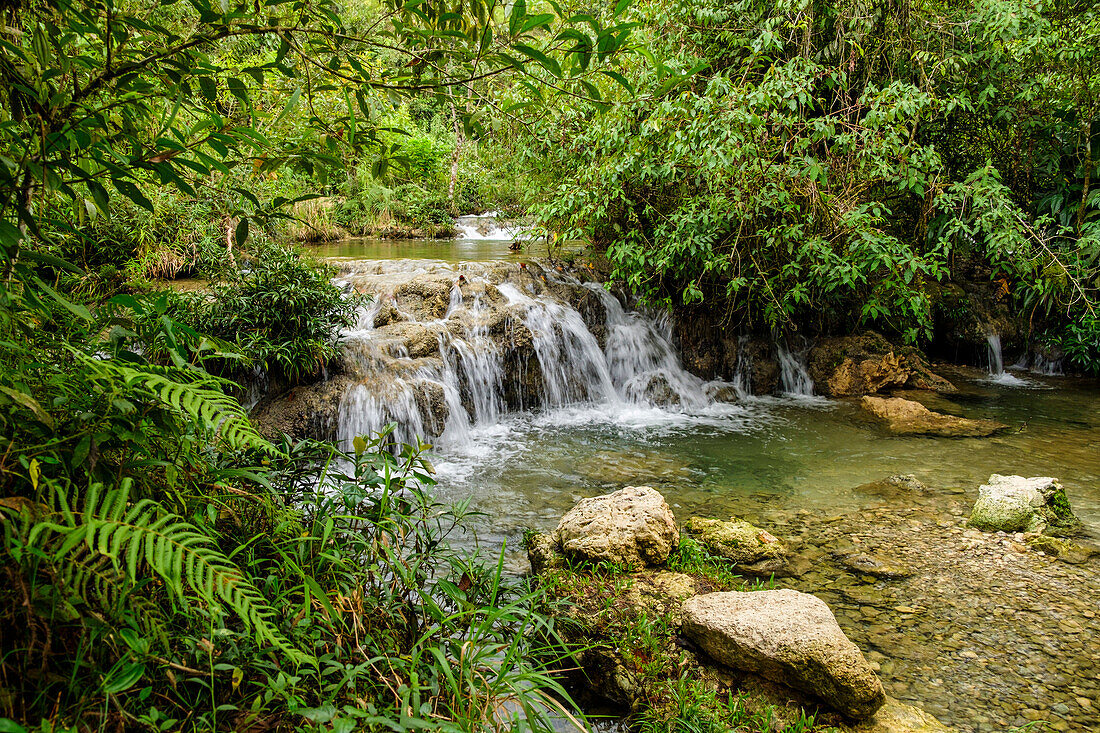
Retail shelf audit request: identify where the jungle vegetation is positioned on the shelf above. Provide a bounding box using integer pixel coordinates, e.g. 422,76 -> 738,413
0,0 -> 1097,730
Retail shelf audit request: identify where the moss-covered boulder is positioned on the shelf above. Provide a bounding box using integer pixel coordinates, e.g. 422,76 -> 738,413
684,516 -> 790,576
968,474 -> 1082,536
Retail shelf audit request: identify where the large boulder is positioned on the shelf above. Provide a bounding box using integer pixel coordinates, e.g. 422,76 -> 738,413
684,516 -> 790,576
682,589 -> 886,719
968,474 -> 1082,535
554,486 -> 679,568
860,396 -> 1007,437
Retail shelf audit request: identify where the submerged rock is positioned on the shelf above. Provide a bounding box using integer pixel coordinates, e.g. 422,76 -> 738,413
854,474 -> 929,498
968,474 -> 1082,535
860,396 -> 1007,437
682,589 -> 886,719
1025,535 -> 1100,564
554,486 -> 679,568
684,516 -> 790,576
849,696 -> 955,732
835,552 -> 914,579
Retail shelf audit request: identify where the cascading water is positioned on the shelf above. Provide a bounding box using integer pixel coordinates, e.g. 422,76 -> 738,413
328,259 -> 744,453
776,342 -> 814,396
985,332 -> 1033,387
454,212 -> 522,241
986,333 -> 1005,376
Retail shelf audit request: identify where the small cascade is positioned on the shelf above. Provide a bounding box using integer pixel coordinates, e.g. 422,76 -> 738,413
1032,352 -> 1064,376
730,335 -> 753,398
986,333 -> 1005,376
454,212 -> 521,241
329,259 -> 734,452
984,332 -> 1035,386
587,285 -> 711,408
776,342 -> 814,396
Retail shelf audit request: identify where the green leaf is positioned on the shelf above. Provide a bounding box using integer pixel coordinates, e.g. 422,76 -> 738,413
234,218 -> 249,248
513,44 -> 562,77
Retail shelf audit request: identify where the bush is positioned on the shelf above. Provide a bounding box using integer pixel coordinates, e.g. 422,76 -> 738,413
176,245 -> 359,383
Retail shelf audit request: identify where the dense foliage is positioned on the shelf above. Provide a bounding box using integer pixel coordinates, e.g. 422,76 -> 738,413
522,0 -> 1100,369
0,0 -> 635,729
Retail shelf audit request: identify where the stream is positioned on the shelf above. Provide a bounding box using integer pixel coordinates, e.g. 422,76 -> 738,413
307,236 -> 1100,732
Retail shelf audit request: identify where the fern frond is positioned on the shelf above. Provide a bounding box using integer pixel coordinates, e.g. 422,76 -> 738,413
72,351 -> 278,455
8,480 -> 310,666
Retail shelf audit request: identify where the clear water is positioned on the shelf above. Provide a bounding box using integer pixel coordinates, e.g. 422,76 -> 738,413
311,236 -> 580,262
427,374 -> 1100,553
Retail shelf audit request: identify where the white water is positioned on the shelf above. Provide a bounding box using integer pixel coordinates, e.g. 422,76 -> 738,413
454,213 -> 523,241
985,333 -> 1035,387
331,260 -> 757,458
776,342 -> 814,396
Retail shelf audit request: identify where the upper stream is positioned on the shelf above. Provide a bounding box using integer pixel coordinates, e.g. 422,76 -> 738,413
308,238 -> 1100,732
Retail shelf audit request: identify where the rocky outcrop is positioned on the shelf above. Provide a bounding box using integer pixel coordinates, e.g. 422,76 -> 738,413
250,376 -> 351,440
553,486 -> 679,568
684,516 -> 790,576
860,396 -> 1007,437
682,589 -> 887,719
968,474 -> 1082,536
807,333 -> 954,397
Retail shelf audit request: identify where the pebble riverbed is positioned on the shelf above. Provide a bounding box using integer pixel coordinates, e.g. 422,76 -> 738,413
748,488 -> 1100,732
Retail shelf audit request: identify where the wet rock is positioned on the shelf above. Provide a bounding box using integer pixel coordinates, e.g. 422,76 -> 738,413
555,486 -> 679,568
849,696 -> 955,732
836,552 -> 914,579
808,333 -> 954,397
250,376 -> 350,440
375,322 -> 442,358
1025,535 -> 1100,564
413,379 -> 449,436
706,383 -> 742,403
682,589 -> 887,719
855,475 -> 929,498
860,396 -> 1007,438
684,516 -> 790,576
636,372 -> 682,407
392,277 -> 453,320
968,475 -> 1082,536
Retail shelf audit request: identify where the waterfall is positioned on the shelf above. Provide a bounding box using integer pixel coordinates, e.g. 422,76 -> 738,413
454,212 -> 521,241
330,260 -> 730,452
984,332 -> 1034,386
730,335 -> 752,398
776,342 -> 814,396
1032,352 -> 1064,376
986,333 -> 1005,376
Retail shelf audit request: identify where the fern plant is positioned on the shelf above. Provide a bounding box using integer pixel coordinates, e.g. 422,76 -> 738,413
5,479 -> 308,665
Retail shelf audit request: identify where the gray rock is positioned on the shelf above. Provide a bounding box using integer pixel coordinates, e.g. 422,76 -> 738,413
682,589 -> 886,719
968,474 -> 1081,535
555,486 -> 678,568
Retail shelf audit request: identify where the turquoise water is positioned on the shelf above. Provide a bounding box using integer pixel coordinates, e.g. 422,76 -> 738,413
426,371 -> 1100,551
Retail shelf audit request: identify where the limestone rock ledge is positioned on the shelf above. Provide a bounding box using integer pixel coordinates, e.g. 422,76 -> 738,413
860,396 -> 1007,437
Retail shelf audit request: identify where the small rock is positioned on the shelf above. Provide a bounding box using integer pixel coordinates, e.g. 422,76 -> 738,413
682,589 -> 886,719
684,516 -> 790,576
554,486 -> 678,568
